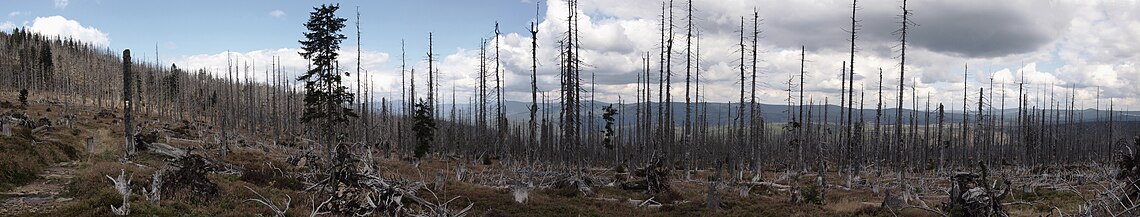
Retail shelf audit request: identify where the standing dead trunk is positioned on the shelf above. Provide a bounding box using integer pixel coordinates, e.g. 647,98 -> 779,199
528,20 -> 539,163
817,98 -> 827,205
749,10 -> 762,174
845,0 -> 859,181
735,17 -> 746,179
937,104 -> 945,173
895,0 -> 911,204
707,161 -> 722,210
122,49 -> 136,157
797,46 -> 806,172
684,0 -> 694,180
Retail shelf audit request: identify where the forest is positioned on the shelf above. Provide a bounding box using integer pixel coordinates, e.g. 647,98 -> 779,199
1,0 -> 1140,216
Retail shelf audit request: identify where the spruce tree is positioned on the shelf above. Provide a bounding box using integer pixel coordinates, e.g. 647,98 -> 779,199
297,4 -> 356,159
413,100 -> 436,159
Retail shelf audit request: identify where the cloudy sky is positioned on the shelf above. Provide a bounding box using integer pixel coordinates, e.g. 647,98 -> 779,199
2,0 -> 1138,111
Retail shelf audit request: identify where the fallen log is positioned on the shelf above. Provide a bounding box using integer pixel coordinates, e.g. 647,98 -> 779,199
167,137 -> 204,146
738,181 -> 792,189
147,143 -> 187,159
31,125 -> 50,134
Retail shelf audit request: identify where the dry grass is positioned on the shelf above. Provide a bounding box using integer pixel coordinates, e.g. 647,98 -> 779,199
0,98 -> 86,191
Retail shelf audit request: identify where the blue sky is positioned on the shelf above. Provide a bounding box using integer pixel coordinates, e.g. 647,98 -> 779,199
1,0 -> 1138,110
1,0 -> 541,58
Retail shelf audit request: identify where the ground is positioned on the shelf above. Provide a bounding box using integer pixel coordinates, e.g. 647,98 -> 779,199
0,92 -> 1109,216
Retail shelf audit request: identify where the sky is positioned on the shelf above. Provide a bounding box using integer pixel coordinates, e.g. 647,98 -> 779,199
1,0 -> 1138,111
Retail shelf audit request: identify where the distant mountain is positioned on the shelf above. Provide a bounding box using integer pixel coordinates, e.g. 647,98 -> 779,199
372,100 -> 1140,126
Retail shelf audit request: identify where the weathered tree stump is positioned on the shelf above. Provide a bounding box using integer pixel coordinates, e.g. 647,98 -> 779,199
706,181 -> 720,210
1,122 -> 10,137
510,181 -> 530,204
881,191 -> 902,209
86,136 -> 95,153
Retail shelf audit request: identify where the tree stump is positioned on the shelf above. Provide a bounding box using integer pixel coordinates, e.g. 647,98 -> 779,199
87,136 -> 95,153
1,122 -> 9,137
706,181 -> 720,210
882,191 -> 903,209
511,181 -> 530,204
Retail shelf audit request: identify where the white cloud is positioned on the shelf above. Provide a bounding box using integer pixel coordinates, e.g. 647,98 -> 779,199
0,21 -> 15,32
27,16 -> 110,47
269,10 -> 285,18
171,48 -> 394,96
166,0 -> 1140,109
7,11 -> 21,17
54,0 -> 68,9
485,0 -> 1139,109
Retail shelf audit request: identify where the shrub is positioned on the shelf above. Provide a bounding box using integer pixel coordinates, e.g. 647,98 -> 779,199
18,89 -> 28,107
801,184 -> 822,205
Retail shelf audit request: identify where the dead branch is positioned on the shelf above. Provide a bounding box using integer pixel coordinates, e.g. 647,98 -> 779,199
901,206 -> 948,217
244,186 -> 291,217
107,169 -> 132,216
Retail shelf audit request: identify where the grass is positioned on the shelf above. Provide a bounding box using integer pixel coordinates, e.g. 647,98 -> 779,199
0,104 -> 85,191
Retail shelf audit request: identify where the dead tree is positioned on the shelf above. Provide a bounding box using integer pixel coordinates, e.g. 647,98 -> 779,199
528,19 -> 539,163
684,0 -> 694,177
894,0 -> 913,202
663,0 -> 676,157
797,46 -> 806,172
736,17 -> 746,176
845,0 -> 860,180
750,9 -> 763,174
478,39 -> 488,154
560,0 -> 583,165
961,64 -> 969,168
122,49 -> 135,157
875,68 -> 883,173
494,24 -> 508,160
354,7 -> 365,146
655,4 -> 666,155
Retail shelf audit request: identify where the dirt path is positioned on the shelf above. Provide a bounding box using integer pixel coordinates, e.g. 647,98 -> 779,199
0,161 -> 79,215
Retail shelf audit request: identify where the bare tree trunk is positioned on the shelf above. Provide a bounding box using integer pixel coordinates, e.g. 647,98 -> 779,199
875,68 -> 882,176
798,46 -> 806,172
122,49 -> 135,157
663,0 -> 675,162
355,7 -> 364,147
846,0 -> 859,183
961,64 -> 968,169
528,21 -> 539,163
818,98 -> 827,205
735,17 -> 745,180
684,0 -> 694,180
750,10 -> 762,174
895,0 -> 911,204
